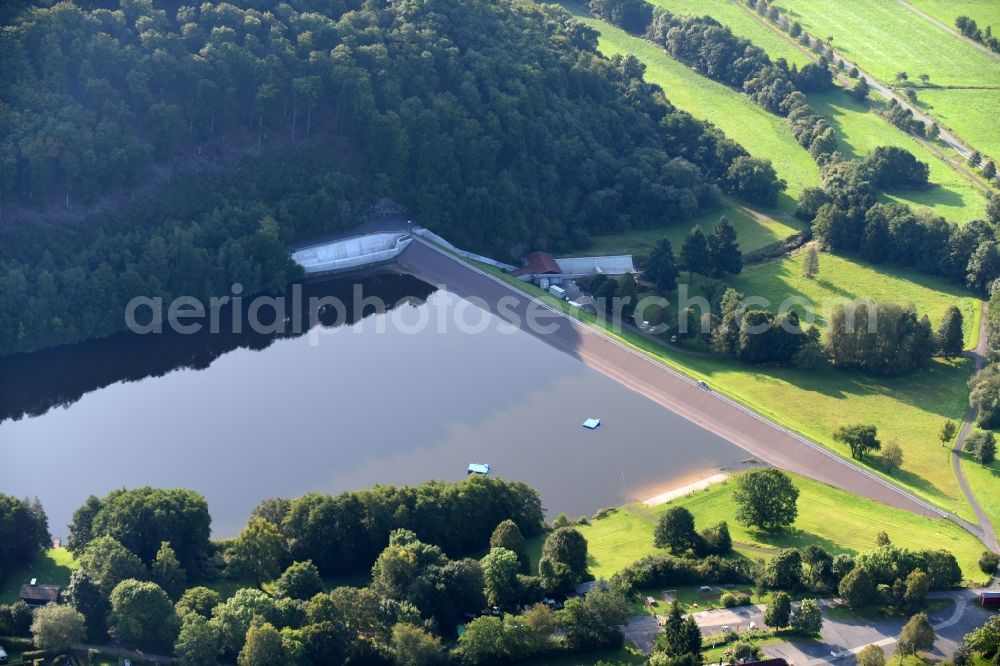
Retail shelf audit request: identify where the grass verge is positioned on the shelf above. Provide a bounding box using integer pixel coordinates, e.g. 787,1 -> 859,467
525,473 -> 987,584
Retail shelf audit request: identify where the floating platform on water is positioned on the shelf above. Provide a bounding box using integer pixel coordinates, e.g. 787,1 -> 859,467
582,418 -> 601,429
467,463 -> 491,475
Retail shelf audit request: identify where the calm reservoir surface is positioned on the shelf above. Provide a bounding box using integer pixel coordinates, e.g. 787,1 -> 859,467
1,273 -> 752,537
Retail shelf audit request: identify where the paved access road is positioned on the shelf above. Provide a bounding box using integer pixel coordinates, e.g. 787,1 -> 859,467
632,591 -> 997,663
395,238 -> 950,521
761,591 -> 998,665
953,302 -> 999,553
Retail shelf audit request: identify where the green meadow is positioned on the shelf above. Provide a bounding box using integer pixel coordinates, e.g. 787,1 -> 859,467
907,0 -> 1000,38
567,0 -> 988,225
559,2 -> 821,205
766,0 -> 1000,155
726,250 -> 981,340
809,90 -> 988,223
916,87 -> 1000,162
581,202 -> 805,257
525,473 -> 987,584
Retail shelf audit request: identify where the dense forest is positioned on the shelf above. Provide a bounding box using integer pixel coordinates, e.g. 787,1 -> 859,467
0,0 -> 779,356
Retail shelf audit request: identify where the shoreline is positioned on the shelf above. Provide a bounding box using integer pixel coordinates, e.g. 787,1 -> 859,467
642,472 -> 728,507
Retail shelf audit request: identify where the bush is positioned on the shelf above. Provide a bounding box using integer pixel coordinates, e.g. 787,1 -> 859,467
720,592 -> 751,608
979,551 -> 1000,575
611,554 -> 754,593
743,232 -> 809,265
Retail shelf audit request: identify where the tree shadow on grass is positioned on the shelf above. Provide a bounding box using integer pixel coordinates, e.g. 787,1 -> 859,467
744,527 -> 844,555
887,184 -> 966,210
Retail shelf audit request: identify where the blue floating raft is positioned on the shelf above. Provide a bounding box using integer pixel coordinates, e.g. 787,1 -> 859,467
582,418 -> 601,430
467,463 -> 491,475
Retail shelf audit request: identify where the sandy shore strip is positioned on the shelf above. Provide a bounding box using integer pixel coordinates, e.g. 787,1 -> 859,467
642,472 -> 728,507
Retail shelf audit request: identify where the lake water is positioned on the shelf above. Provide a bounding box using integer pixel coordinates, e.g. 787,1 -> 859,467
0,273 -> 752,538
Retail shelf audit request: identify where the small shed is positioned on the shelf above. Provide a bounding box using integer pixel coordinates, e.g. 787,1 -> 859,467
19,580 -> 60,606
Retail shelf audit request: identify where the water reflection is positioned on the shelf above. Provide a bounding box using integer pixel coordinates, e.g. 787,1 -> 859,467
1,273 -> 752,537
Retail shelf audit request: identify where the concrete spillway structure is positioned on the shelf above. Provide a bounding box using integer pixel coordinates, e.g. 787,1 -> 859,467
291,232 -> 413,275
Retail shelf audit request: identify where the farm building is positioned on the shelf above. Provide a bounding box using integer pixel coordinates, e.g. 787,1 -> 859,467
19,580 -> 60,606
511,251 -> 636,286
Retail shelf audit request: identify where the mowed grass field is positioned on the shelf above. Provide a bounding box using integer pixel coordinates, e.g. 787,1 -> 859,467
581,202 -> 806,257
559,2 -> 820,205
726,250 -> 982,341
767,0 -> 1000,155
907,0 -> 1000,38
573,0 -> 989,223
480,262 -> 979,521
524,473 -> 987,584
809,90 -> 988,223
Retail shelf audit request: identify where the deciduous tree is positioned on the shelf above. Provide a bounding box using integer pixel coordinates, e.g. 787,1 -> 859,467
228,517 -> 286,583
109,579 -> 180,651
732,469 -> 799,530
834,424 -> 882,460
881,440 -> 904,475
481,547 -> 521,611
764,591 -> 791,628
30,603 -> 86,651
897,612 -> 934,659
654,507 -> 699,554
273,560 -> 323,600
391,622 -> 444,666
151,541 -> 186,600
239,622 -> 285,666
540,527 -> 588,580
790,598 -> 822,635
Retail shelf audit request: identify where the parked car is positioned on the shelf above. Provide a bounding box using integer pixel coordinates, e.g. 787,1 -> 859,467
0,645 -> 8,664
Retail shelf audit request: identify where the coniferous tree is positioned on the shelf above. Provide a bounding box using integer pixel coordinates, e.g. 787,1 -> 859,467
708,216 -> 742,277
646,238 -> 680,292
937,305 -> 964,359
680,226 -> 710,280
